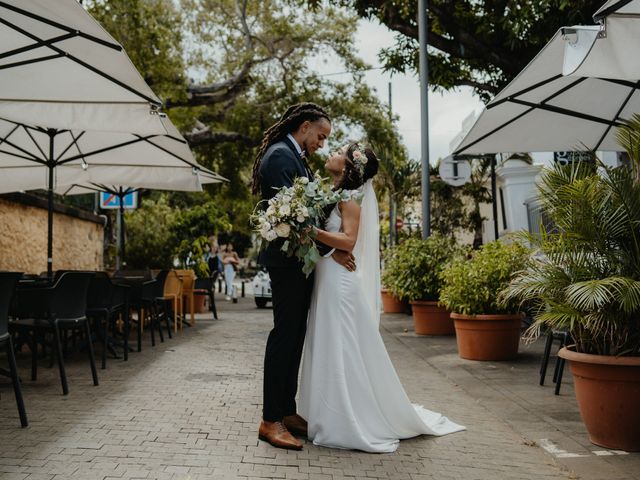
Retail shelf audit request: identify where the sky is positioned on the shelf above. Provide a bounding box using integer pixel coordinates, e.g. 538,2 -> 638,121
310,18 -> 485,163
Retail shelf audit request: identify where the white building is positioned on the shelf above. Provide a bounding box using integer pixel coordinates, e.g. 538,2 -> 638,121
449,113 -> 623,244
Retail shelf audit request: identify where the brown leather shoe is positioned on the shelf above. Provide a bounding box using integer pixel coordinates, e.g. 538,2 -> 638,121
258,421 -> 303,450
283,414 -> 308,437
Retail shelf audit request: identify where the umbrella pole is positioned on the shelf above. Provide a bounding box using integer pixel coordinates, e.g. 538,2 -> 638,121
418,0 -> 431,238
490,154 -> 499,241
47,131 -> 55,279
119,188 -> 125,269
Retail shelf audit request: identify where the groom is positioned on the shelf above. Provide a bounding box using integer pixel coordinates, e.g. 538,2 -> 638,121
251,103 -> 356,450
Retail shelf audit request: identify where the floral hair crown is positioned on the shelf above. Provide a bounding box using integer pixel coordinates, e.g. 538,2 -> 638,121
350,143 -> 368,177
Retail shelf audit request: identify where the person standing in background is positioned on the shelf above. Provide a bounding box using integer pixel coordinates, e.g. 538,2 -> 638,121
223,243 -> 240,301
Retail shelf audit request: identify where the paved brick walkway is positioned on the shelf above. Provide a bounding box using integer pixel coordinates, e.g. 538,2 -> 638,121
0,295 -> 631,480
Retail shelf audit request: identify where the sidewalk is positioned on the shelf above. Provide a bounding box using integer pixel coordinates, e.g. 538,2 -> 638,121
0,296 -> 637,479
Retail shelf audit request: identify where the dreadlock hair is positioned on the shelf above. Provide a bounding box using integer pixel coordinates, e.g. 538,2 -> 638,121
251,102 -> 331,195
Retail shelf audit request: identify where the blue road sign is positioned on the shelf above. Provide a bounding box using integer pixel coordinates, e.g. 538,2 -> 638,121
100,191 -> 138,209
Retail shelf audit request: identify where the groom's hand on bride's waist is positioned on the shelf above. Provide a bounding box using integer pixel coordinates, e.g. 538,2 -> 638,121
332,250 -> 356,272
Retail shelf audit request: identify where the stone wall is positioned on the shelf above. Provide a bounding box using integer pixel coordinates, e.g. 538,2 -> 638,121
0,194 -> 104,274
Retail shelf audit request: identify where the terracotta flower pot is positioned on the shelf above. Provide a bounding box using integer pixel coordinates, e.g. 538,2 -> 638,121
410,301 -> 455,335
451,312 -> 522,361
381,289 -> 404,314
558,347 -> 640,451
186,294 -> 208,314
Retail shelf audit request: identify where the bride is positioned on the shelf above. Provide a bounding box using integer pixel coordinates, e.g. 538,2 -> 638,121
298,143 -> 465,453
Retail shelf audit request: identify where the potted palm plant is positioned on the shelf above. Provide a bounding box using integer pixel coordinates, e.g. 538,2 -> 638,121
501,115 -> 640,452
383,235 -> 466,335
440,240 -> 529,359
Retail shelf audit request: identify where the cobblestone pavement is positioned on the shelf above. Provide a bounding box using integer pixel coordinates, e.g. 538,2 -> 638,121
0,295 -> 632,480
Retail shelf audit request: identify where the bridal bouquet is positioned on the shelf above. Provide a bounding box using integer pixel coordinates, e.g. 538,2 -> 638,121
253,175 -> 358,276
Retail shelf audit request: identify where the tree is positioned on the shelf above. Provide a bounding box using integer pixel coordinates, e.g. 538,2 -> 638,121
86,0 -> 411,261
307,0 -> 603,101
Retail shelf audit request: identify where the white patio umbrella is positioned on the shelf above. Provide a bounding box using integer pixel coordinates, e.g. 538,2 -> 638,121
0,115 -> 219,275
453,26 -> 639,155
454,0 -> 640,156
57,167 -> 226,268
0,0 -> 167,135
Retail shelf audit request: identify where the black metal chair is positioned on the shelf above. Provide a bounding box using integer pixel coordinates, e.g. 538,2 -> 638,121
87,272 -> 130,369
10,272 -> 98,395
121,278 -> 164,351
152,270 -> 173,338
0,272 -> 27,427
194,271 -> 219,320
539,328 -> 569,395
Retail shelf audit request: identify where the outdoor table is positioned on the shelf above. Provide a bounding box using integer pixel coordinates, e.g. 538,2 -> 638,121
111,276 -> 156,352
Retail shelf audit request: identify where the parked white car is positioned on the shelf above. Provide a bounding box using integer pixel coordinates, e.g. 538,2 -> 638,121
252,269 -> 272,308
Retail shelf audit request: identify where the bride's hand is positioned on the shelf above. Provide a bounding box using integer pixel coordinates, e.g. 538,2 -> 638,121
332,250 -> 356,272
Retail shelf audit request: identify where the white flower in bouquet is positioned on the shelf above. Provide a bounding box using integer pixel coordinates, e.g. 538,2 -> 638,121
252,174 -> 362,276
259,222 -> 271,237
279,204 -> 291,216
275,223 -> 291,238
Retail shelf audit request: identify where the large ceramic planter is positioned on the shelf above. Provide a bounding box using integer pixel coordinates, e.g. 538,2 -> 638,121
558,347 -> 640,451
410,301 -> 455,335
381,289 -> 404,314
451,312 -> 522,361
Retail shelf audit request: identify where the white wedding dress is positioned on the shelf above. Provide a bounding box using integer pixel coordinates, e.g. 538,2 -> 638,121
298,181 -> 465,453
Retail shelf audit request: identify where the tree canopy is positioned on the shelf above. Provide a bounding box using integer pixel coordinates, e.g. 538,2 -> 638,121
308,0 -> 604,101
85,0 -> 412,260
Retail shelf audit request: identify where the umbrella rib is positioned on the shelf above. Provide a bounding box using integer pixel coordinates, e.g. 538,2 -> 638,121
0,51 -> 64,71
487,74 -> 563,109
0,1 -> 122,51
0,16 -> 160,107
540,77 -> 587,105
0,32 -> 77,60
0,123 -> 19,145
593,0 -> 634,21
593,83 -> 637,150
600,78 -> 640,89
22,125 -> 47,159
55,135 -> 156,165
0,148 -> 45,164
0,129 -> 45,163
141,136 -> 196,167
453,107 -> 536,154
56,131 -> 86,162
508,98 -> 625,127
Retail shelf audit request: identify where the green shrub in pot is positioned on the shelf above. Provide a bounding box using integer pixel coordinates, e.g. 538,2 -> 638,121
439,240 -> 530,359
383,235 -> 467,302
439,240 -> 529,315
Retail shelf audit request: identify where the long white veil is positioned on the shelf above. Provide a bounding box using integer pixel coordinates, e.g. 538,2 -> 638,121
352,179 -> 381,325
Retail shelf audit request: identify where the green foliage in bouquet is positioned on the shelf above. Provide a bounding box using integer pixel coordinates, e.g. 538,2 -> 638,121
382,235 -> 468,302
440,240 -> 529,315
501,115 -> 640,356
252,175 -> 360,276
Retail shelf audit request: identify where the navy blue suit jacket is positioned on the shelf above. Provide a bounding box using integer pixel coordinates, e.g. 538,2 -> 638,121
258,137 -> 331,267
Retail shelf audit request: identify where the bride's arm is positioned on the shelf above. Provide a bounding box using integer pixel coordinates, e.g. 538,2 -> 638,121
313,201 -> 360,252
